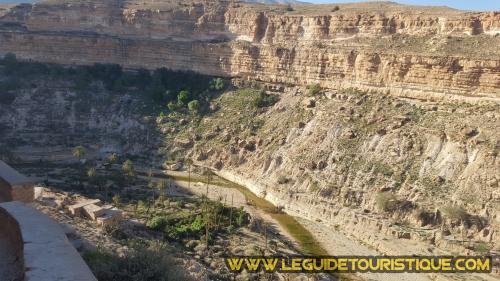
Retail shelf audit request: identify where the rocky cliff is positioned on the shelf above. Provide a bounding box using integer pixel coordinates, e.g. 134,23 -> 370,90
0,0 -> 499,102
0,1 -> 499,275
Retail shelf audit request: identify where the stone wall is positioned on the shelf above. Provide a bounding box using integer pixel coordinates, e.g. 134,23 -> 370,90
0,206 -> 24,281
0,201 -> 97,281
0,181 -> 13,203
11,184 -> 34,203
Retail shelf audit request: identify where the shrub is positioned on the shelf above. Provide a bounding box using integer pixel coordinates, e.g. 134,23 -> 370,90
190,215 -> 204,231
235,206 -> 247,226
187,100 -> 200,113
2,53 -> 18,72
277,175 -> 290,184
307,83 -> 322,96
147,76 -> 166,102
134,68 -> 152,88
286,4 -> 294,11
122,160 -> 136,177
309,181 -> 320,193
146,216 -> 169,230
2,52 -> 17,64
83,241 -> 194,281
441,205 -> 468,221
474,242 -> 492,254
253,90 -> 279,108
167,101 -> 177,111
209,78 -> 225,91
332,5 -> 340,12
375,192 -> 398,212
319,184 -> 337,198
177,90 -> 190,105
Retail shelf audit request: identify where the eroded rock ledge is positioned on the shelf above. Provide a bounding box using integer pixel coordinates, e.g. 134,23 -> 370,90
0,0 -> 499,102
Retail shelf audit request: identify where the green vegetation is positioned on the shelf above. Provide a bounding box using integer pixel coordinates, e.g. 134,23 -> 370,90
253,90 -> 279,108
177,90 -> 190,105
473,242 -> 492,254
122,160 -> 136,177
0,53 -> 227,117
307,83 -> 321,96
441,205 -> 468,222
145,197 -> 248,244
72,146 -> 86,162
83,241 -> 193,281
209,78 -> 225,91
375,192 -> 399,212
187,100 -> 200,113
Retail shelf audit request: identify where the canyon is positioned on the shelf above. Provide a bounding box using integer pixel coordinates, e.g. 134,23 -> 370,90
0,0 -> 499,280
0,0 -> 498,102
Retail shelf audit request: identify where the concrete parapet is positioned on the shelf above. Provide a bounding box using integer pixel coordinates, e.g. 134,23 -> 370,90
0,201 -> 97,281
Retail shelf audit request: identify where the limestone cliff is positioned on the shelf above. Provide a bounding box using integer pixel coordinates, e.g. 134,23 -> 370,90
0,0 -> 499,101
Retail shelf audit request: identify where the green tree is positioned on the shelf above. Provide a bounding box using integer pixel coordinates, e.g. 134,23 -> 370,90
148,181 -> 156,210
187,100 -> 200,113
87,167 -> 97,179
185,158 -> 193,189
167,101 -> 177,111
177,90 -> 190,105
2,53 -> 18,73
157,179 -> 169,202
148,75 -> 166,102
191,215 -> 204,232
308,83 -> 321,96
112,194 -> 121,207
253,90 -> 279,108
209,78 -> 225,91
72,146 -> 86,162
108,153 -> 118,164
122,160 -> 136,177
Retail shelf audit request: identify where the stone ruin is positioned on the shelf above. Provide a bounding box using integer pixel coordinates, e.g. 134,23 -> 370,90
67,198 -> 123,227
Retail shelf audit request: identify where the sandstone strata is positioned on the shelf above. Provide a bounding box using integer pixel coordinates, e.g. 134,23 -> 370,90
0,0 -> 499,101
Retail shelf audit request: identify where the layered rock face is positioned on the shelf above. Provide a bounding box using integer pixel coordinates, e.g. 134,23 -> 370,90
0,0 -> 499,101
0,79 -> 156,161
177,86 -> 500,259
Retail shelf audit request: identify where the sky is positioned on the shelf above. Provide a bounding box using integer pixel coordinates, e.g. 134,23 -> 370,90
0,0 -> 498,12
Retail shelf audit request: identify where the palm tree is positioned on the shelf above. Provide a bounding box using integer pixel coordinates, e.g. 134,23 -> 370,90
112,194 -> 121,207
108,153 -> 118,165
148,181 -> 156,210
185,158 -> 193,189
87,167 -> 97,179
157,179 -> 169,202
147,168 -> 154,179
72,146 -> 86,162
122,159 -> 136,177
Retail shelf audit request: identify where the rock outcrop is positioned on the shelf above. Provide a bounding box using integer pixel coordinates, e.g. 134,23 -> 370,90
0,0 -> 499,102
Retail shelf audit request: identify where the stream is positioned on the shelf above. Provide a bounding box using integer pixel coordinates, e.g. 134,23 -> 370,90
151,169 -> 328,256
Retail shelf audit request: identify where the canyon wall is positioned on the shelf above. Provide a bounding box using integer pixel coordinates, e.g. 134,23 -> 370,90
0,78 -> 156,161
0,0 -> 499,102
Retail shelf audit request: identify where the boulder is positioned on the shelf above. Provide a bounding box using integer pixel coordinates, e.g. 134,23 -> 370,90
175,138 -> 194,149
83,204 -> 106,221
68,199 -> 102,217
303,98 -> 316,108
